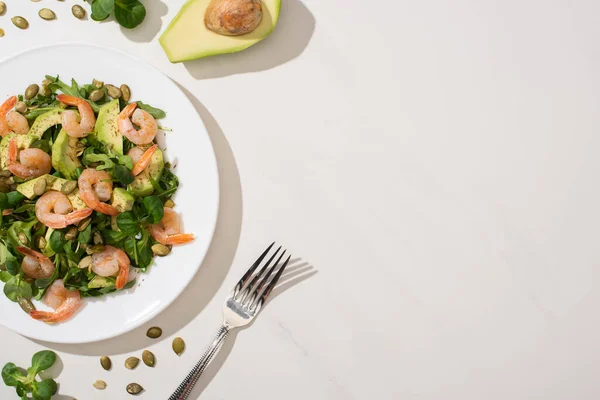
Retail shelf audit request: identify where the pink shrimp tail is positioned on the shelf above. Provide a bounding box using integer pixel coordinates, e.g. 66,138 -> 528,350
65,208 -> 94,224
165,233 -> 195,245
115,265 -> 129,290
95,202 -> 120,216
29,310 -> 55,322
121,102 -> 137,117
56,94 -> 83,106
0,96 -> 16,114
7,137 -> 17,165
132,144 -> 158,176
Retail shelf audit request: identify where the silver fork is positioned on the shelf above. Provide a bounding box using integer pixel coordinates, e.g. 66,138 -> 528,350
168,243 -> 291,400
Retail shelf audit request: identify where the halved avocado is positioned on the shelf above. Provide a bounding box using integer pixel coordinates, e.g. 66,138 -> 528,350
28,108 -> 63,138
0,134 -> 39,170
96,100 -> 122,156
51,129 -> 81,180
129,147 -> 164,197
159,0 -> 281,63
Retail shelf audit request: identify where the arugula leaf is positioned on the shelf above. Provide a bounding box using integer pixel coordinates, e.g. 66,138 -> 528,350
135,101 -> 166,119
84,152 -> 115,170
114,0 -> 146,29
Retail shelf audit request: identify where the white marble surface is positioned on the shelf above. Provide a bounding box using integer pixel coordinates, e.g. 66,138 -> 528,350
1,1 -> 600,399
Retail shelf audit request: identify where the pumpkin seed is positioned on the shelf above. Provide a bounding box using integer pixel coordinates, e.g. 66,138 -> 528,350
15,101 -> 27,114
72,5 -> 86,19
18,297 -> 35,314
25,84 -> 39,100
60,180 -> 77,195
39,84 -> 51,97
172,337 -> 185,356
89,89 -> 104,102
120,84 -> 131,102
33,177 -> 47,196
12,17 -> 29,30
92,78 -> 104,89
38,8 -> 56,20
35,235 -> 47,250
0,29 -> 4,38
106,84 -> 122,99
146,327 -> 162,339
0,2 -> 5,15
100,356 -> 112,371
0,170 -> 11,178
78,217 -> 92,231
78,256 -> 93,270
93,231 -> 104,245
93,380 -> 107,390
164,199 -> 175,208
151,244 -> 171,257
65,227 -> 78,241
126,383 -> 144,395
142,350 -> 155,367
87,244 -> 106,254
18,232 -> 28,245
125,357 -> 140,370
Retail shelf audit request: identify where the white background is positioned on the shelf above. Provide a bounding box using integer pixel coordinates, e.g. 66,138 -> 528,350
1,0 -> 600,399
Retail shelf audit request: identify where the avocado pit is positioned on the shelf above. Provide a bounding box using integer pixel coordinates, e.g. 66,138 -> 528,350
205,0 -> 263,36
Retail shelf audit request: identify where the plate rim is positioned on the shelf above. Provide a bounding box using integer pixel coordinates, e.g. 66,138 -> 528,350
0,42 -> 220,343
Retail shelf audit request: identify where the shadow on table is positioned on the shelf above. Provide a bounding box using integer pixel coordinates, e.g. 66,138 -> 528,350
32,85 -> 243,356
187,258 -> 317,399
121,1 -> 169,43
184,0 -> 315,80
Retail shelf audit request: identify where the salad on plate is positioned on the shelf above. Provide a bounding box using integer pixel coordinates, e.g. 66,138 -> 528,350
0,76 -> 193,324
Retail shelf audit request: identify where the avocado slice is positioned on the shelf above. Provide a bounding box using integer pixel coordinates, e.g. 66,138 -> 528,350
51,128 -> 81,180
159,0 -> 281,62
111,188 -> 134,212
67,189 -> 87,211
28,108 -> 63,138
88,276 -> 114,289
129,147 -> 164,197
95,100 -> 122,156
16,174 -> 72,199
0,133 -> 39,170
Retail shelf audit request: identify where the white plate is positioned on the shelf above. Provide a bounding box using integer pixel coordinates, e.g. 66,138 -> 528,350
0,43 -> 219,343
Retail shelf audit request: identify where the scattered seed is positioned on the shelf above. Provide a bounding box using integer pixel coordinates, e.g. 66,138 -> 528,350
18,297 -> 35,314
0,170 -> 11,178
15,101 -> 27,114
78,255 -> 93,270
39,84 -> 51,97
92,231 -> 104,245
125,357 -> 140,370
0,2 -> 5,16
35,235 -> 47,250
0,29 -> 4,38
100,356 -> 112,371
65,227 -> 78,241
172,337 -> 185,356
25,84 -> 39,100
142,350 -> 155,367
106,84 -> 122,99
92,79 -> 104,89
120,84 -> 131,102
146,327 -> 162,339
87,244 -> 106,254
33,178 -> 47,196
126,383 -> 144,395
72,5 -> 86,19
89,89 -> 104,102
12,17 -> 29,30
18,232 -> 28,245
151,244 -> 171,257
164,199 -> 175,208
38,8 -> 56,20
93,380 -> 107,390
78,217 -> 92,232
60,180 -> 77,195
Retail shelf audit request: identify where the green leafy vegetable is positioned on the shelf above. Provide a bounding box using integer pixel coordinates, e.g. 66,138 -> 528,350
3,276 -> 33,302
116,212 -> 137,234
2,350 -> 58,400
87,0 -> 146,29
136,101 -> 167,119
143,196 -> 163,224
114,164 -> 135,185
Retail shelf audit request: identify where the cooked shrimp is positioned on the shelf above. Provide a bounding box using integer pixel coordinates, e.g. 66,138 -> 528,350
30,279 -> 82,323
56,94 -> 96,138
118,102 -> 158,145
131,144 -> 158,176
149,207 -> 195,245
7,137 -> 51,179
17,247 -> 55,279
78,168 -> 119,216
35,190 -> 93,229
92,245 -> 131,290
0,96 -> 29,137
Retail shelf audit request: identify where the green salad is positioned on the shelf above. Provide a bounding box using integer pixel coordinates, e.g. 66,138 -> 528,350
0,76 -> 193,323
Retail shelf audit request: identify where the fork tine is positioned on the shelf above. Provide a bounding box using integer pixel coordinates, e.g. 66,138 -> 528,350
247,250 -> 286,306
233,242 -> 275,297
254,255 -> 291,310
240,246 -> 282,302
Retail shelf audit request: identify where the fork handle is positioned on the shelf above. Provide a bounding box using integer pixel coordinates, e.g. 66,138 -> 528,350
168,324 -> 231,400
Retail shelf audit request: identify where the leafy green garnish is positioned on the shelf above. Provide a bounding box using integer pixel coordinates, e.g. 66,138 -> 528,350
136,101 -> 166,119
3,275 -> 33,302
2,350 -> 58,400
87,0 -> 147,29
